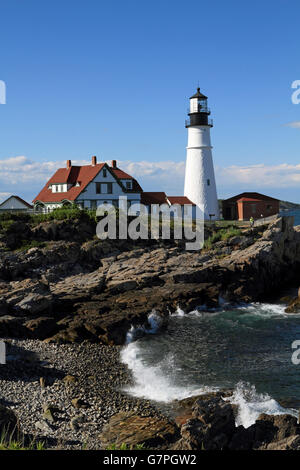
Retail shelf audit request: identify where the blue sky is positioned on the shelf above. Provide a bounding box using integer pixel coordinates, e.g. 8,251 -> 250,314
1,0 -> 300,202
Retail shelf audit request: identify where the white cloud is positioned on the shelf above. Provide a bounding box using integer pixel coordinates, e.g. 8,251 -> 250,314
1,156 -> 300,201
0,156 -> 186,195
117,160 -> 185,193
0,192 -> 12,203
215,163 -> 300,188
284,121 -> 300,128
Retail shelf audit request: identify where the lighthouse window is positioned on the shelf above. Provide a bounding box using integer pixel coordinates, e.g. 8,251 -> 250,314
207,179 -> 211,186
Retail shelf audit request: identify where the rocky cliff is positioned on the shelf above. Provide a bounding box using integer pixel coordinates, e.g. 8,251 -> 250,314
0,216 -> 299,344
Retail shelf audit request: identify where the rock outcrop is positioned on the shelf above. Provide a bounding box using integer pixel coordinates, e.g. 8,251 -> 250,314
99,393 -> 300,450
99,411 -> 179,449
0,216 -> 299,344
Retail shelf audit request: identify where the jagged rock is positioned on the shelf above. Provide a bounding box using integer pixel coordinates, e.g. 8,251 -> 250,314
173,397 -> 236,450
0,279 -> 52,314
1,216 -> 300,345
35,419 -> 54,434
99,412 -> 179,448
172,395 -> 300,451
285,295 -> 300,313
24,317 -> 57,339
263,434 -> 300,450
51,269 -> 105,300
254,413 -> 299,444
173,390 -> 234,426
228,425 -> 255,450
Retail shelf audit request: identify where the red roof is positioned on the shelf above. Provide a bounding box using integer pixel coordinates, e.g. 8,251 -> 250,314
237,197 -> 261,202
167,196 -> 195,205
112,168 -> 133,179
33,161 -> 142,203
140,192 -> 168,205
224,192 -> 279,203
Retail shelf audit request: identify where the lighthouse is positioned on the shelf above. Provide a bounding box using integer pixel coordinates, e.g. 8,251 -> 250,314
184,88 -> 219,220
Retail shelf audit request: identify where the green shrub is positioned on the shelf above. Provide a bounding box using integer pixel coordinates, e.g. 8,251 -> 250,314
0,428 -> 45,450
203,226 -> 242,251
106,443 -> 145,450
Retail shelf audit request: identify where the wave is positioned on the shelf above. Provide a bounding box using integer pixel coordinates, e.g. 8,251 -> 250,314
227,381 -> 297,428
120,340 -> 216,402
125,310 -> 163,344
120,303 -> 298,428
172,302 -> 291,319
121,341 -> 296,426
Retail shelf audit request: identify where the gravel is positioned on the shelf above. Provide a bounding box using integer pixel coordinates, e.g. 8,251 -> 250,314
0,338 -> 163,449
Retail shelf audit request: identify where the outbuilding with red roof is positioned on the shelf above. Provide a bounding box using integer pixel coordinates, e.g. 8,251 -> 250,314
222,192 -> 279,221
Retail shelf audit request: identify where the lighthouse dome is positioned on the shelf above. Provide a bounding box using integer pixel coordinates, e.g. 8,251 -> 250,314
189,87 -> 207,100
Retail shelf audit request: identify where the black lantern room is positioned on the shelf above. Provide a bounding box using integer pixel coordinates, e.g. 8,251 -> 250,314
185,88 -> 213,127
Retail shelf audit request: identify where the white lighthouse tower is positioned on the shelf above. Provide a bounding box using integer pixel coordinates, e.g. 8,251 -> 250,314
184,88 -> 219,220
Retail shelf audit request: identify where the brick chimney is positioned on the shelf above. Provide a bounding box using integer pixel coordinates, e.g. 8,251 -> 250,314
112,160 -> 117,168
67,160 -> 71,169
92,156 -> 97,166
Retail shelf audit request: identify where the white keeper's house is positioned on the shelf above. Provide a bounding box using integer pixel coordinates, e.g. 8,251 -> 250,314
33,157 -> 142,212
33,156 -> 196,217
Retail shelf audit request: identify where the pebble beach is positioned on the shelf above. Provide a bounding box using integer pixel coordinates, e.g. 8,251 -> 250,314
0,339 -> 163,449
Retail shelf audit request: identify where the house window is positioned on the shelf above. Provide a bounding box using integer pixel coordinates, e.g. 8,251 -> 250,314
90,200 -> 97,210
126,181 -> 132,190
207,179 -> 210,186
96,182 -> 112,194
251,204 -> 256,214
267,204 -> 272,210
103,169 -> 107,177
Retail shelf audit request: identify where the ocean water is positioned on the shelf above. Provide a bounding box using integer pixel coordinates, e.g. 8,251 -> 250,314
280,209 -> 300,226
121,304 -> 300,428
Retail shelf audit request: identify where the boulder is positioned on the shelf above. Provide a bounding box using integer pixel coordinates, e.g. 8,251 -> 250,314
173,397 -> 236,450
263,434 -> 300,450
254,413 -> 299,445
99,412 -> 179,449
173,390 -> 234,427
285,296 -> 300,314
24,317 -> 57,339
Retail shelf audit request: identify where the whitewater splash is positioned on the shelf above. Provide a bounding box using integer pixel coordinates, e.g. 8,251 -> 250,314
227,382 -> 297,428
120,303 -> 298,427
125,310 -> 163,344
120,340 -> 215,402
